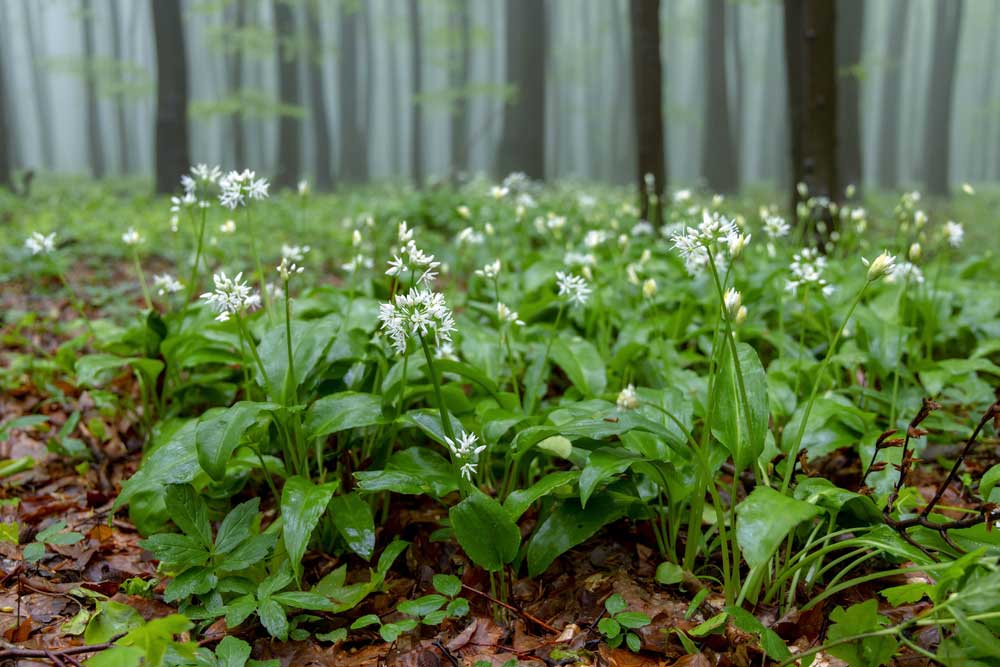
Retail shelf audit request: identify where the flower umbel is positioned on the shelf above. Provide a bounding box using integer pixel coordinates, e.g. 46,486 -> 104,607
153,274 -> 184,295
444,430 -> 486,482
377,288 -> 456,355
200,271 -> 261,322
555,271 -> 591,307
25,232 -> 56,256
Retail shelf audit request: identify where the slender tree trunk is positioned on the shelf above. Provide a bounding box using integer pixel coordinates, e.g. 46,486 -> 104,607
983,4 -> 1000,180
497,0 -> 547,180
837,0 -> 863,194
730,1 -> 744,181
82,0 -> 105,178
450,0 -> 471,178
609,0 -> 633,185
23,0 -> 54,169
362,3 -> 374,176
339,2 -> 368,183
702,0 -> 738,193
923,0 -> 964,196
307,3 -> 332,190
0,24 -> 13,191
407,0 -> 424,185
227,0 -> 247,167
151,0 -> 190,194
387,5 -> 402,177
629,0 -> 666,225
875,0 -> 908,189
784,0 -> 838,234
273,0 -> 301,189
108,0 -> 129,172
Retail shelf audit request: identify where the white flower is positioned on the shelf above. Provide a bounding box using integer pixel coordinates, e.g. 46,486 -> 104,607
723,288 -> 743,322
642,278 -> 657,299
456,205 -> 471,219
457,227 -> 484,245
617,384 -> 639,410
377,288 -> 456,355
886,261 -> 925,286
862,251 -> 896,282
218,169 -> 270,210
908,242 -> 922,261
436,341 -> 459,361
220,220 -> 237,234
490,185 -> 508,199
497,302 -> 525,326
281,244 -> 311,262
444,430 -> 486,482
385,240 -> 441,287
352,229 -> 363,247
122,227 -> 143,246
914,210 -> 928,228
170,192 -> 197,213
584,230 -> 608,248
342,254 -> 374,273
153,274 -> 183,295
631,221 -> 654,236
276,257 -> 304,280
785,247 -> 834,297
943,221 -> 964,248
398,220 -> 414,243
200,271 -> 261,322
673,189 -> 691,204
763,215 -> 790,239
728,232 -> 751,259
962,183 -> 975,195
564,251 -> 596,267
475,260 -> 502,280
298,179 -> 309,196
555,271 -> 591,307
25,232 -> 57,256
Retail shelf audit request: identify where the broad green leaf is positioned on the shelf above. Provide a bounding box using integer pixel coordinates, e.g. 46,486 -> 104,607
736,487 -> 821,569
304,392 -> 386,439
196,402 -> 277,481
504,470 -> 579,520
164,485 -> 212,548
725,605 -> 791,661
598,617 -> 621,638
75,354 -> 163,388
550,336 -> 607,396
526,493 -> 626,577
117,614 -> 194,667
826,600 -> 897,667
218,533 -> 276,571
793,477 -> 881,524
256,316 -> 340,401
214,498 -> 260,556
714,342 -> 768,472
164,566 -> 217,603
432,574 -> 462,597
328,492 -> 376,559
605,594 -> 628,615
400,409 -> 465,447
271,591 -> 338,612
450,490 -> 521,571
433,358 -> 500,396
280,476 -> 339,581
655,562 -> 684,585
257,599 -> 289,640
616,612 -> 651,629
84,600 -> 143,644
980,464 -> 1000,502
579,447 -> 643,508
355,448 -> 458,498
139,533 -> 210,569
114,420 -> 202,511
215,636 -> 252,667
377,539 -> 409,574
397,594 -> 447,616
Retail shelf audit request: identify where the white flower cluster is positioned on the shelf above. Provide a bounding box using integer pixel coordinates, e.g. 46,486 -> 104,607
377,288 -> 456,355
943,221 -> 964,248
122,228 -> 143,246
670,210 -> 749,275
496,302 -> 525,326
785,248 -> 834,297
555,271 -> 591,307
386,239 -> 440,288
181,164 -> 223,196
723,288 -> 748,325
153,274 -> 184,295
444,430 -> 486,482
617,384 -> 639,410
25,232 -> 56,256
200,271 -> 261,322
219,169 -> 270,210
886,261 -> 925,286
475,259 -> 501,280
281,244 -> 310,262
763,214 -> 790,240
276,257 -> 305,281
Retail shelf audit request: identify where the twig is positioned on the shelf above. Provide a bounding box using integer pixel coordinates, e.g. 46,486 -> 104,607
0,636 -> 122,660
460,584 -> 558,634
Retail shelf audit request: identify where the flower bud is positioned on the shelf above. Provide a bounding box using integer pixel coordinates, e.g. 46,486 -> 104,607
863,251 -> 896,282
642,278 -> 657,299
909,242 -> 922,261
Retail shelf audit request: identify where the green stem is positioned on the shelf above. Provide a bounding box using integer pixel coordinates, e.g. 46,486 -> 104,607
185,207 -> 207,303
420,335 -> 456,443
132,249 -> 153,311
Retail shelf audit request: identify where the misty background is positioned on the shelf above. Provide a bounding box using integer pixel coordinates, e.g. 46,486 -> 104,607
0,0 -> 997,191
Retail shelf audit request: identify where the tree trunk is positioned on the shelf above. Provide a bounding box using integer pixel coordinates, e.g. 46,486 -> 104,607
450,0 -> 471,178
152,0 -> 190,194
982,4 -> 1000,180
875,0 -> 908,189
702,0 -> 738,193
629,0 -> 666,225
837,0 -> 863,194
497,0 -> 547,180
0,24 -> 12,191
610,0 -> 633,185
339,2 -> 368,183
307,3 -> 333,190
23,0 -> 54,169
729,2 -> 744,181
407,0 -> 424,186
226,0 -> 246,167
82,0 -> 105,178
273,0 -> 301,190
784,0 -> 838,234
108,0 -> 129,172
387,5 -> 402,177
923,0 -> 964,196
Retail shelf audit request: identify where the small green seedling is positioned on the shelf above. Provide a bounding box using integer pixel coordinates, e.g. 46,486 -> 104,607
23,520 -> 84,563
598,593 -> 651,652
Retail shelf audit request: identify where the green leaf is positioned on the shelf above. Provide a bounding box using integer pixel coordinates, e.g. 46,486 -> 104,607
215,636 -> 252,667
598,617 -> 621,638
432,574 -> 462,597
316,628 -> 348,643
164,566 -> 217,603
579,447 -> 643,508
281,476 -> 338,581
527,492 -> 626,577
504,470 -> 579,521
625,632 -> 641,652
224,595 -> 258,629
725,605 -> 791,661
164,485 -> 212,548
826,600 -> 898,667
615,612 -> 650,629
328,492 -> 376,559
951,607 -> 1000,659
550,336 -> 607,396
214,498 -> 260,556
75,354 -> 163,388
378,539 -> 409,574
655,562 -> 684,586
271,591 -> 338,612
218,533 -> 275,571
980,464 -> 1000,501
304,392 -> 386,439
449,490 -> 521,572
351,614 -> 381,630
23,541 -> 45,562
398,594 -> 447,617
117,614 -> 194,667
139,533 -> 210,569
735,487 -> 822,569
355,447 -> 458,498
689,611 -> 728,637
196,402 -> 277,482
714,342 -> 769,472
114,420 -> 202,512
379,620 -> 415,642
256,316 -> 340,401
793,477 -> 881,524
605,594 -> 628,616
446,597 -> 469,617
84,600 -> 143,644
257,599 -> 289,640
